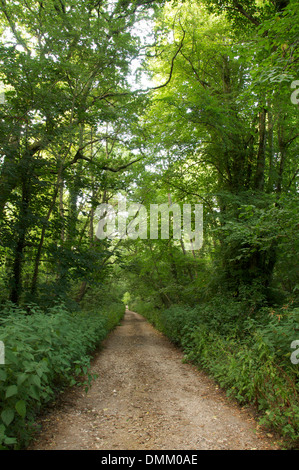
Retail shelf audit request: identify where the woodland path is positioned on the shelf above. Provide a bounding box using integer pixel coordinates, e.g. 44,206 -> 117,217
28,310 -> 280,450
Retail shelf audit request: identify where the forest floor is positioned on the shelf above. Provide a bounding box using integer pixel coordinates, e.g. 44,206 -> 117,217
28,310 -> 282,450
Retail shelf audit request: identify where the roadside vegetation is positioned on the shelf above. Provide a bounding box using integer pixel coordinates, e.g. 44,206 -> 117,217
0,0 -> 298,449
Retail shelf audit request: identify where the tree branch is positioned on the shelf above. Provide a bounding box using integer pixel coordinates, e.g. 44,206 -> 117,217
65,149 -> 143,173
224,1 -> 261,26
150,29 -> 186,91
0,0 -> 31,54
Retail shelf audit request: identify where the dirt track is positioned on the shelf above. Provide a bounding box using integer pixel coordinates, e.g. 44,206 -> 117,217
28,310 -> 280,450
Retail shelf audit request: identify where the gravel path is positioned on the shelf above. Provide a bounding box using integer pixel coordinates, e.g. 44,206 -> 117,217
28,310 -> 280,450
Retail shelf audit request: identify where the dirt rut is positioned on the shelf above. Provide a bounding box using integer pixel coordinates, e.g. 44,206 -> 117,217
28,310 -> 280,450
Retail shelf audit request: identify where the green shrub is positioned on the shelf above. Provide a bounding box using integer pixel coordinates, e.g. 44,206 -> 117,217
0,301 -> 124,449
158,305 -> 199,344
137,299 -> 299,448
183,324 -> 299,446
131,300 -> 164,330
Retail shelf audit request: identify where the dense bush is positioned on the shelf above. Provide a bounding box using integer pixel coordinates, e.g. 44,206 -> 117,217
131,300 -> 163,330
138,298 -> 299,448
0,301 -> 124,449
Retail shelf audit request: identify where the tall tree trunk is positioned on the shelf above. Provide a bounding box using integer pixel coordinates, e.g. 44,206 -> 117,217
0,151 -> 19,219
266,102 -> 274,192
30,175 -> 60,297
75,280 -> 88,303
67,126 -> 84,245
180,239 -> 194,281
276,121 -> 287,194
75,128 -> 96,304
254,107 -> 267,191
9,164 -> 31,303
59,172 -> 65,242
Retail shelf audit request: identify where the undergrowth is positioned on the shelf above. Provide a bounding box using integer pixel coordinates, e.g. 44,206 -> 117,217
134,297 -> 299,449
0,300 -> 124,449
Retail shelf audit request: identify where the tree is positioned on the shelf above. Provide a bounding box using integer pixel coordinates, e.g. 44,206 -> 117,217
0,0 -> 160,304
137,0 -> 298,301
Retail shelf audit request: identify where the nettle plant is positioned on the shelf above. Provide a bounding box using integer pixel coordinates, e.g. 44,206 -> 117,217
0,302 -> 124,448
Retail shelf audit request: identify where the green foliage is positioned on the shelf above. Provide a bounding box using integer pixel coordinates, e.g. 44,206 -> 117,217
157,305 -> 199,344
0,0 -> 298,451
122,291 -> 131,307
131,299 -> 164,330
139,0 -> 299,301
138,298 -> 299,447
0,0 -> 155,305
0,301 -> 124,449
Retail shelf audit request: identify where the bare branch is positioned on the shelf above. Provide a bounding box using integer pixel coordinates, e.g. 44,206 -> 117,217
227,1 -> 261,26
150,29 -> 186,91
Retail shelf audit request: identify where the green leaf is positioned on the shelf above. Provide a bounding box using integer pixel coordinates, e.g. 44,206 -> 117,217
30,375 -> 41,388
15,400 -> 26,418
1,409 -> 15,426
4,437 -> 17,445
17,373 -> 28,386
28,385 -> 41,401
0,370 -> 7,381
5,385 -> 18,399
0,424 -> 6,439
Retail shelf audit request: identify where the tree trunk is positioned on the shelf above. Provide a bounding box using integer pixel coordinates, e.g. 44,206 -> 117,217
75,280 -> 88,303
9,168 -> 31,303
266,103 -> 274,192
30,181 -> 60,297
254,107 -> 267,191
276,121 -> 287,194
